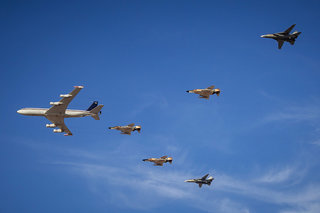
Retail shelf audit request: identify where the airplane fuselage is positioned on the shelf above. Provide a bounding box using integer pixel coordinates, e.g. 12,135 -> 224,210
261,32 -> 301,41
17,108 -> 92,118
185,179 -> 213,184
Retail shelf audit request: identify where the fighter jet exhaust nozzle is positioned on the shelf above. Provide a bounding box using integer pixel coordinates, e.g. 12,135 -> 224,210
133,126 -> 141,133
215,89 -> 221,96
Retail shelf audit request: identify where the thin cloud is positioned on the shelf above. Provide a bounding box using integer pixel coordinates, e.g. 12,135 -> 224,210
53,159 -> 320,213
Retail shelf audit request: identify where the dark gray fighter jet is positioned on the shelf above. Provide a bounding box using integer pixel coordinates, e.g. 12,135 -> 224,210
261,24 -> 301,49
184,174 -> 214,188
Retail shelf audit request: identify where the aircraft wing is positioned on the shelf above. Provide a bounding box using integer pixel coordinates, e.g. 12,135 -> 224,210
278,40 -> 284,49
199,95 -> 210,99
198,183 -> 203,188
207,85 -> 215,90
201,174 -> 209,180
46,116 -> 72,136
153,161 -> 164,166
121,129 -> 132,135
283,24 -> 296,34
46,86 -> 84,114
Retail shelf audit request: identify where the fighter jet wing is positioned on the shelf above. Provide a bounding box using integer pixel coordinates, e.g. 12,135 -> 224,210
160,156 -> 168,159
46,86 -> 83,114
278,40 -> 284,49
207,85 -> 215,90
201,174 -> 209,180
153,161 -> 164,166
199,95 -> 210,99
121,129 -> 132,135
46,116 -> 72,136
198,183 -> 203,188
127,123 -> 135,127
283,24 -> 296,34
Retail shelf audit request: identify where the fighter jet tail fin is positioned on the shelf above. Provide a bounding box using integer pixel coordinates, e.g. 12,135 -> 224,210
289,40 -> 296,45
90,105 -> 104,120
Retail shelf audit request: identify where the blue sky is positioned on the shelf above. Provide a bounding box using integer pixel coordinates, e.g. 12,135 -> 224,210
1,0 -> 320,212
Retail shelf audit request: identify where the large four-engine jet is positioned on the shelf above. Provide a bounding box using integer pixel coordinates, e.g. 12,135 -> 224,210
184,174 -> 214,188
108,123 -> 141,135
17,86 -> 103,136
142,155 -> 173,166
186,85 -> 220,100
261,24 -> 301,49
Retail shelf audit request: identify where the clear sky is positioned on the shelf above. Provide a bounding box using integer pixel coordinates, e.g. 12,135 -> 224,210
1,1 -> 320,212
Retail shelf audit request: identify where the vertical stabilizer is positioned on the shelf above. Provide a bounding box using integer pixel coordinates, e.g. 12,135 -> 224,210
87,101 -> 98,111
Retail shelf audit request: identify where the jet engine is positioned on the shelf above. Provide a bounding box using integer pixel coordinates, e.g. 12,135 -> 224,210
60,94 -> 72,98
46,124 -> 56,128
53,129 -> 62,133
50,102 -> 63,106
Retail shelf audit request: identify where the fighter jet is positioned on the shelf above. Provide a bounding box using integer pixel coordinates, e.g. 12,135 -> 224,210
184,174 -> 214,188
261,24 -> 301,49
142,155 -> 173,166
108,123 -> 141,135
17,86 -> 103,136
186,85 -> 220,100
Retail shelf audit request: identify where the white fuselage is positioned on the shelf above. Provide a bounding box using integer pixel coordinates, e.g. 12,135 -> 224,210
17,108 -> 92,118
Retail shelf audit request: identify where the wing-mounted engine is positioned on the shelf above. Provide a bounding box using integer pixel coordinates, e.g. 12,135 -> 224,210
60,94 -> 72,98
50,102 -> 63,106
53,129 -> 62,133
46,124 -> 56,128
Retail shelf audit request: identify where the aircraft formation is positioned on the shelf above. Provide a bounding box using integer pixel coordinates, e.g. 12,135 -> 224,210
17,24 -> 301,188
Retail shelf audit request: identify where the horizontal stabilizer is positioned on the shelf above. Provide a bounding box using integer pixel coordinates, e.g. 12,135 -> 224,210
90,105 -> 104,120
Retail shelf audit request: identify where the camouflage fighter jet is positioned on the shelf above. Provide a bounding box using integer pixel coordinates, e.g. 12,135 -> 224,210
184,174 -> 214,188
142,155 -> 173,166
261,24 -> 301,49
186,85 -> 220,100
108,123 -> 141,135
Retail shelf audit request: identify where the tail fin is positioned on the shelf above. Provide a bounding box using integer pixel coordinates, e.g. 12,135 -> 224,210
87,101 -> 98,111
90,105 -> 104,120
289,39 -> 296,45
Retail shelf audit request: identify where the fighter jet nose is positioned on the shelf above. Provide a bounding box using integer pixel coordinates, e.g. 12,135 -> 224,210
260,35 -> 265,38
17,109 -> 22,114
186,90 -> 190,93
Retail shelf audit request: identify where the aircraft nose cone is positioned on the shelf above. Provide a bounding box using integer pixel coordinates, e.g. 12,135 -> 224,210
17,109 -> 22,114
186,90 -> 190,93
